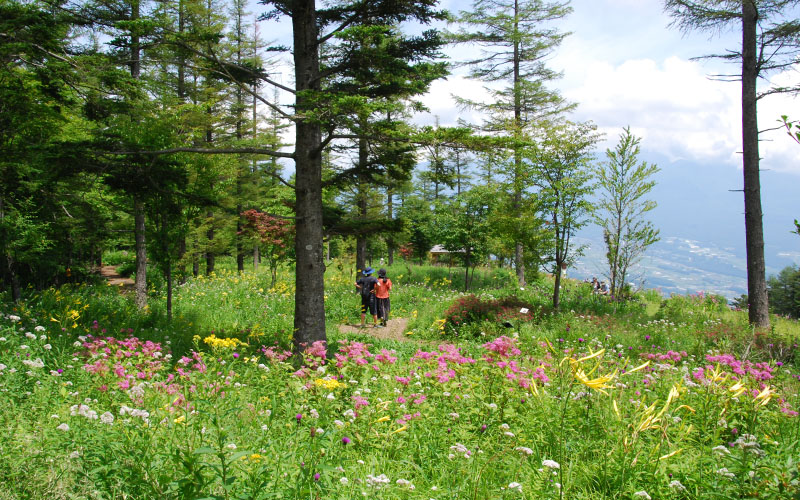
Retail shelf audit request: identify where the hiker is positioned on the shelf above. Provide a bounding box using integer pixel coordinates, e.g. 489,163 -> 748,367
375,268 -> 392,327
599,281 -> 610,295
591,277 -> 600,293
355,267 -> 379,328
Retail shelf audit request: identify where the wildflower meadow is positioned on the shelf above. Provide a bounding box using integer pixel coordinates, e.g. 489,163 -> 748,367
1,260 -> 799,499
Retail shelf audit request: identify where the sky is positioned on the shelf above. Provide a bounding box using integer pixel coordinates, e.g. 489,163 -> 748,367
420,0 -> 800,175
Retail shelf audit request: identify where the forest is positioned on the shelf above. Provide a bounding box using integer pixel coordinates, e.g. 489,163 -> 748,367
2,1 -> 800,498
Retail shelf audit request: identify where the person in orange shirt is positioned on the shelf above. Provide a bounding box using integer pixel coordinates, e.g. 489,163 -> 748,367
374,268 -> 392,327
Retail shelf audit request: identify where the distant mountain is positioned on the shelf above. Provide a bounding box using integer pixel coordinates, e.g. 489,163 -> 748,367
570,152 -> 799,299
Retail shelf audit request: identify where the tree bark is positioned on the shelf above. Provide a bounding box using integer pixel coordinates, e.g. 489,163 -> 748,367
742,1 -> 770,328
253,243 -> 259,271
292,0 -> 327,349
206,210 -> 215,274
134,196 -> 147,310
512,0 -> 525,288
553,261 -> 562,311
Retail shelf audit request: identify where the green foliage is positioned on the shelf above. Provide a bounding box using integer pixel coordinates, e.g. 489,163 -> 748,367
593,127 -> 660,297
768,265 -> 800,319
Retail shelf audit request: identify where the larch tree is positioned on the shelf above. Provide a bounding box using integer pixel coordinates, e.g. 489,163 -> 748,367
664,0 -> 800,328
450,0 -> 574,288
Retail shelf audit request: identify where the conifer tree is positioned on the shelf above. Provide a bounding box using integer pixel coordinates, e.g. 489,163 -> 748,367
451,0 -> 574,287
664,0 -> 800,327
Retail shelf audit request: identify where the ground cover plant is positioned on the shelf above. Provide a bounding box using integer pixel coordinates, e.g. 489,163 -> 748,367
1,262 -> 799,499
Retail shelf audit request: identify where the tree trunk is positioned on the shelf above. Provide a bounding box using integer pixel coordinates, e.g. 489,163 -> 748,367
192,254 -> 199,277
387,187 -> 394,265
553,262 -> 562,311
178,238 -> 186,284
166,257 -> 172,320
292,0 -> 327,349
254,244 -> 259,271
206,211 -> 215,274
236,214 -> 245,272
512,3 -> 525,288
742,1 -> 769,328
134,196 -> 147,310
355,135 -> 368,276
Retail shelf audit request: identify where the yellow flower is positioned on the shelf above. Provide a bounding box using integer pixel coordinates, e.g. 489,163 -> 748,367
755,385 -> 776,407
173,415 -> 186,424
374,416 -> 390,423
729,381 -> 747,398
573,367 -> 616,395
203,334 -> 245,351
391,425 -> 408,435
314,378 -> 346,391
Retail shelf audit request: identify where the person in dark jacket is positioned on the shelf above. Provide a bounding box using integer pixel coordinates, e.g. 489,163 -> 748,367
355,267 -> 378,327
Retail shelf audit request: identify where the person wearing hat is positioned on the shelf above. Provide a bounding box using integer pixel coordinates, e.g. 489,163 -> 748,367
374,268 -> 392,327
355,267 -> 379,328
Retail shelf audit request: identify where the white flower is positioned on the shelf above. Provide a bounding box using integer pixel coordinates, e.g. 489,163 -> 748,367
40,335 -> 47,341
542,459 -> 560,469
366,474 -> 390,489
8,315 -> 20,322
503,431 -> 515,437
315,428 -> 324,435
448,412 -> 460,420
340,477 -> 349,485
0,364 -> 7,371
633,491 -> 651,500
487,403 -> 497,410
396,479 -> 415,490
23,358 -> 45,369
309,408 -> 319,419
69,450 -> 80,459
57,423 -> 70,431
43,344 -> 52,350
261,425 -> 269,431
449,443 -> 472,459
508,482 -> 522,492
19,345 -> 29,350
51,414 -> 60,419
327,393 -> 335,400
515,446 -> 533,456
716,468 -> 735,479
712,445 -> 731,456
25,332 -> 37,339
73,341 -> 82,347
499,423 -> 510,430
226,443 -> 237,450
35,325 -> 45,332
669,480 -> 686,492
100,412 -> 114,425
0,337 -> 6,342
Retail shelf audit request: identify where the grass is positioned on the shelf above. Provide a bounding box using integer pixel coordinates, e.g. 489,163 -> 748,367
1,258 -> 799,499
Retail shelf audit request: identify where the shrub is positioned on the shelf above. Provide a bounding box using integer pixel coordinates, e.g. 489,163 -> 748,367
442,294 -> 543,338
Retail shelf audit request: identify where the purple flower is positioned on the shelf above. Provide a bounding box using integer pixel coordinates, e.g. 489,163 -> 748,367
296,413 -> 302,422
578,338 -> 585,343
645,335 -> 651,341
232,352 -> 239,358
342,436 -> 351,445
314,473 -> 320,481
480,424 -> 487,432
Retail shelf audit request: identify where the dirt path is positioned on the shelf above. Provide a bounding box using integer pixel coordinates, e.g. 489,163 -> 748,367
337,317 -> 412,342
99,265 -> 135,290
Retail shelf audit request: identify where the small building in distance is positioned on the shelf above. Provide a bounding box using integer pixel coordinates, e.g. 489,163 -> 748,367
429,245 -> 464,266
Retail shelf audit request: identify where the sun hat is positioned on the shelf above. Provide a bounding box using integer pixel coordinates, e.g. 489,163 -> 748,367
363,267 -> 374,276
